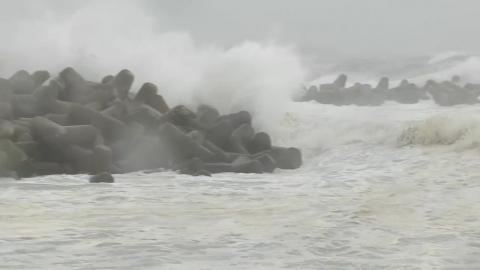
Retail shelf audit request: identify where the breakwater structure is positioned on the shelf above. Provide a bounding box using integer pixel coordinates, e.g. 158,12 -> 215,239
0,68 -> 302,182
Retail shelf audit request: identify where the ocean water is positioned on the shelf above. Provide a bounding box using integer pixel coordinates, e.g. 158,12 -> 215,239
2,1 -> 480,269
2,100 -> 480,269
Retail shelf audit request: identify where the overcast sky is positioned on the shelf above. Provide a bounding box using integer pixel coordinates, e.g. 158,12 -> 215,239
1,0 -> 480,60
145,0 -> 480,59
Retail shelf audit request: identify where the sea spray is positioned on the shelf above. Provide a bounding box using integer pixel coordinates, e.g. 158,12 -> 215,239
0,0 -> 306,137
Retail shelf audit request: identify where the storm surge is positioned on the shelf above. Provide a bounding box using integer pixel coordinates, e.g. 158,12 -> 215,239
1,1 -> 480,269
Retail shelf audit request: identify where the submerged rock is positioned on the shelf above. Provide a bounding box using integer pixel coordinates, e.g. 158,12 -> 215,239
89,172 -> 114,183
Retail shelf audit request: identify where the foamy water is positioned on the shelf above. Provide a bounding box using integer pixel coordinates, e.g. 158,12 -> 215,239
2,1 -> 480,269
2,102 -> 480,269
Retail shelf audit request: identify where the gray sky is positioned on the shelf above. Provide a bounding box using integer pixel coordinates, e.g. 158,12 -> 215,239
145,0 -> 480,59
1,0 -> 480,61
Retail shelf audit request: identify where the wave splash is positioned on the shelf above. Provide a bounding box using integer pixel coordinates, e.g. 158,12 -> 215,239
3,1 -> 480,158
0,0 -> 306,135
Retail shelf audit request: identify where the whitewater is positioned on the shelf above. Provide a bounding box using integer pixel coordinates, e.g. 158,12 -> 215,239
2,1 -> 480,269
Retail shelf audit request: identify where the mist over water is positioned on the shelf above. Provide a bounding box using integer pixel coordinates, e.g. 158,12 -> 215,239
2,1 -> 480,269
